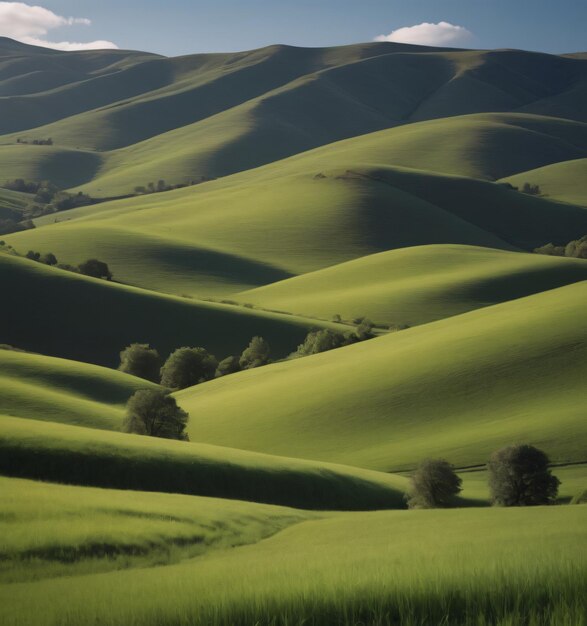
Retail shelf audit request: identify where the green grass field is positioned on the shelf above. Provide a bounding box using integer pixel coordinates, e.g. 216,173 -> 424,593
1,502 -> 584,626
1,37 -> 586,626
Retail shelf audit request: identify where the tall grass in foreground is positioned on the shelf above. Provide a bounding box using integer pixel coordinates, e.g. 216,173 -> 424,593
1,506 -> 584,626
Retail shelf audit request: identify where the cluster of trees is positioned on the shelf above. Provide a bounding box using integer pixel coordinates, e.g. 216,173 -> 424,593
521,182 -> 541,196
133,176 -> 215,196
1,179 -> 95,220
120,321 -> 377,391
22,249 -> 113,279
291,321 -> 374,358
16,138 -> 53,145
0,216 -> 34,236
119,336 -> 271,390
406,445 -> 560,509
534,234 -> 587,259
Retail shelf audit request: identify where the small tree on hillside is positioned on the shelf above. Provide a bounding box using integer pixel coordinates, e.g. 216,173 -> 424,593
160,346 -> 218,390
40,252 -> 57,266
488,444 -> 560,506
118,343 -> 162,383
79,258 -> 112,280
123,389 -> 189,440
406,459 -> 462,509
239,336 -> 270,369
215,355 -> 241,378
293,329 -> 348,358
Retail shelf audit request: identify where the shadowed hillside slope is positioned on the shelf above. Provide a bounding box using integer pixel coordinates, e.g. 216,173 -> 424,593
0,253 -> 345,366
177,282 -> 587,470
0,348 -> 157,429
0,416 -> 407,510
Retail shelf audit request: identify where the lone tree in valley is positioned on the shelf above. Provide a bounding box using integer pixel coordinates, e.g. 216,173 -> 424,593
239,336 -> 270,369
406,459 -> 462,509
118,343 -> 162,383
160,346 -> 217,390
123,389 -> 189,440
488,444 -> 560,506
78,258 -> 112,280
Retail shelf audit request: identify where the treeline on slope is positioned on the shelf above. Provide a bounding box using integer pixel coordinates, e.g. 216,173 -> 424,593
133,177 -> 215,196
406,445 -> 561,509
0,242 -> 113,279
119,322 -> 377,393
534,234 -> 587,259
0,179 -> 95,233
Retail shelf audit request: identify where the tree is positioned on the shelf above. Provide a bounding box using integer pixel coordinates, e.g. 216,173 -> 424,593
488,444 -> 560,506
215,355 -> 241,378
355,318 -> 375,341
521,182 -> 541,196
78,259 -> 112,280
293,329 -> 348,358
406,459 -> 462,509
239,336 -> 270,369
123,389 -> 189,440
25,250 -> 40,261
160,347 -> 217,390
118,343 -> 162,383
40,252 -> 57,266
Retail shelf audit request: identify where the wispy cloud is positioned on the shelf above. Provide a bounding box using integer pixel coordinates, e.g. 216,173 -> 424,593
375,21 -> 473,47
0,2 -> 118,50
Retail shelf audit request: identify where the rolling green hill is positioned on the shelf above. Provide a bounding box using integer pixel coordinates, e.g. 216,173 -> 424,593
0,253 -> 345,366
176,282 -> 587,470
0,348 -> 157,429
0,416 -> 407,510
503,157 -> 587,208
8,153 -> 587,298
0,40 -> 585,197
0,475 -> 310,583
238,245 -> 587,326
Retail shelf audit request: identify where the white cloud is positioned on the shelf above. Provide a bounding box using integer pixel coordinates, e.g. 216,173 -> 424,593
0,2 -> 118,50
375,21 -> 473,47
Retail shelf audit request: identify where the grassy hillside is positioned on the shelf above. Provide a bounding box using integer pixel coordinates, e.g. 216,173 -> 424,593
177,282 -> 587,470
0,416 -> 408,510
239,244 -> 587,326
9,153 -> 587,298
0,145 -> 102,189
0,253 -> 345,366
1,505 -> 584,626
69,110 -> 587,198
503,157 -> 587,207
0,44 -> 584,195
0,348 -> 157,429
0,475 -> 310,583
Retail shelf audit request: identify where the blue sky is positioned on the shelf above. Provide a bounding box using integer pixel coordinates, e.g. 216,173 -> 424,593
0,0 -> 585,55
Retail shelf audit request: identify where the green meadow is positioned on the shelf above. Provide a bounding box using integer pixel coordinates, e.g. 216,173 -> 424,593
1,35 -> 586,625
